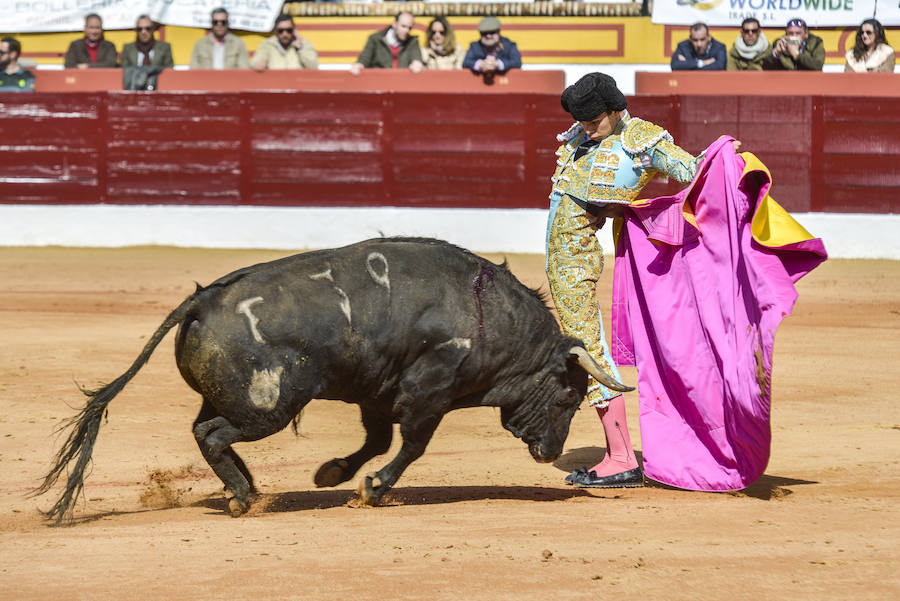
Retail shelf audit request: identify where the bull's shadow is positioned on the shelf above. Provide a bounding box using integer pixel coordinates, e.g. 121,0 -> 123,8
197,485 -> 595,515
553,445 -> 639,473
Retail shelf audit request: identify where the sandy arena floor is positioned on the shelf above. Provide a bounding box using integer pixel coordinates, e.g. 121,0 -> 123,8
0,246 -> 897,600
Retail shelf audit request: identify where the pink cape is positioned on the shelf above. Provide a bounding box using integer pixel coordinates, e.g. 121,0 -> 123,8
610,137 -> 827,491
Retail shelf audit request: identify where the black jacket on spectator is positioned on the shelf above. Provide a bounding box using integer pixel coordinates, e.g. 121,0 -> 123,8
670,38 -> 727,70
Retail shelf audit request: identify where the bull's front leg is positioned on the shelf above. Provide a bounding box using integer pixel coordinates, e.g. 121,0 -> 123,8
356,340 -> 466,505
314,405 -> 393,487
357,411 -> 443,506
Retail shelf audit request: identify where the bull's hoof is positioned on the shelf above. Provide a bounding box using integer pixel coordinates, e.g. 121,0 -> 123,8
228,497 -> 250,517
356,472 -> 384,506
224,488 -> 252,517
314,458 -> 351,488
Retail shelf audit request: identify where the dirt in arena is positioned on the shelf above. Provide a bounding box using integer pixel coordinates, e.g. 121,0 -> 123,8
0,247 -> 897,600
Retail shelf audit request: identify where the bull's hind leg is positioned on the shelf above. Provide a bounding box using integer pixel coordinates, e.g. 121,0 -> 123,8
193,400 -> 254,517
314,406 -> 392,487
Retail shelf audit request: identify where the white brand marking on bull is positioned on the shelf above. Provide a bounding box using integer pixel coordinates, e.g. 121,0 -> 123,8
366,252 -> 390,292
310,268 -> 352,325
248,366 -> 283,410
236,297 -> 265,344
436,337 -> 472,351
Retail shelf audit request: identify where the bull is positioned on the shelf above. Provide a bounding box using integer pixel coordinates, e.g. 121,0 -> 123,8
36,237 -> 630,523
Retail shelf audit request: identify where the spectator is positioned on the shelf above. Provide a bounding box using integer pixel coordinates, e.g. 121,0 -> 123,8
251,14 -> 318,71
844,18 -> 895,72
121,15 -> 174,68
0,37 -> 35,92
727,17 -> 771,70
671,22 -> 726,70
64,13 -> 118,69
463,16 -> 522,75
190,7 -> 250,69
763,18 -> 825,70
350,12 -> 423,75
421,16 -> 464,69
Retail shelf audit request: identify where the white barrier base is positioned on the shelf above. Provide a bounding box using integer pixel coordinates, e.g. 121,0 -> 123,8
1,204 -> 896,259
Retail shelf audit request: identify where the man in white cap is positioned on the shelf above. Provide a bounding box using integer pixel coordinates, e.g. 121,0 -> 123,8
462,16 -> 521,75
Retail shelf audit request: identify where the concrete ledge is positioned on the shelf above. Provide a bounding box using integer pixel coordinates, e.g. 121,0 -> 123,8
2,204 -> 896,259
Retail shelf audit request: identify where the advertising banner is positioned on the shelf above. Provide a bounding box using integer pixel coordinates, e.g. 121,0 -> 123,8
3,0 -> 282,33
652,0 -> 878,28
874,0 -> 900,26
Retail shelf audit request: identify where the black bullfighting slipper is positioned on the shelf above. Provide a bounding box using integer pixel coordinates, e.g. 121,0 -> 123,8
573,467 -> 644,488
564,466 -> 590,485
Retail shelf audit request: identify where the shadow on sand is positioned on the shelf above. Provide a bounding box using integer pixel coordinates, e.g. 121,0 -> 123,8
196,484 -> 595,516
554,445 -> 817,500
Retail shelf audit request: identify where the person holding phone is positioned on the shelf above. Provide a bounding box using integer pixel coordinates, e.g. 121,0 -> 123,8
763,17 -> 824,70
251,13 -> 319,71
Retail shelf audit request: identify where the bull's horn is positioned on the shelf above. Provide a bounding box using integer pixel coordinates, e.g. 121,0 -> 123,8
570,346 -> 634,392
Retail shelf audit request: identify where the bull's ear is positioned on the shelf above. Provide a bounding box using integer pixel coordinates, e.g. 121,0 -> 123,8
568,346 -> 634,393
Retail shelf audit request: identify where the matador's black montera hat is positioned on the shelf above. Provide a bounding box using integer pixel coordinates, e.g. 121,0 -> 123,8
560,72 -> 628,121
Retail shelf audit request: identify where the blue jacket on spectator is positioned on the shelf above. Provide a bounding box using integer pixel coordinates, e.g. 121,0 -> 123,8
463,36 -> 522,74
670,38 -> 727,71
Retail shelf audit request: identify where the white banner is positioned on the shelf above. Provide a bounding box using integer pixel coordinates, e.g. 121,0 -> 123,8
875,0 -> 900,26
3,0 -> 283,33
652,0 -> 878,28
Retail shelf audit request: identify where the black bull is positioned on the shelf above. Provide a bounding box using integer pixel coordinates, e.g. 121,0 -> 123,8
36,238 -> 630,523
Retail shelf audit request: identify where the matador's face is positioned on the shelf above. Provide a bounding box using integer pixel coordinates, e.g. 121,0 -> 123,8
579,111 -> 623,142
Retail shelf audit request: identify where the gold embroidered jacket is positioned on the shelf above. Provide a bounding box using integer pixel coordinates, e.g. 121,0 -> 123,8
550,112 -> 703,206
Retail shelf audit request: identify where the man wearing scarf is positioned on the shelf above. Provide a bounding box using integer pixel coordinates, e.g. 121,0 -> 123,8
64,13 -> 118,69
121,15 -> 174,69
727,17 -> 771,70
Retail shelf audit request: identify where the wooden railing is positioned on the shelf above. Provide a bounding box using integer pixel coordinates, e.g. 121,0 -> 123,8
1,83 -> 897,213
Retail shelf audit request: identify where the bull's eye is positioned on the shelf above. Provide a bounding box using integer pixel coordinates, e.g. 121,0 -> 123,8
555,387 -> 579,406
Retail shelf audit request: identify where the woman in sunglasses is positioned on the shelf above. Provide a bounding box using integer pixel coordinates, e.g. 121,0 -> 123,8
420,16 -> 464,70
844,19 -> 895,72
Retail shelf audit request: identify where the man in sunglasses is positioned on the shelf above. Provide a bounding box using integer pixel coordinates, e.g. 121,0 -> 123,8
0,37 -> 35,92
727,17 -> 771,70
462,16 -> 521,75
121,15 -> 174,68
64,13 -> 118,69
671,22 -> 726,70
251,13 -> 318,71
190,7 -> 249,69
763,17 -> 824,70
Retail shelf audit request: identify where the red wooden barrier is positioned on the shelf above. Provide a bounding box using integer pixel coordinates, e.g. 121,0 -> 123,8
33,69 -> 566,94
635,71 -> 900,97
1,91 -> 897,213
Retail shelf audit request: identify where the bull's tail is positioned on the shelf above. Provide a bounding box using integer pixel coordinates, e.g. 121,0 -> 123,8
33,290 -> 203,525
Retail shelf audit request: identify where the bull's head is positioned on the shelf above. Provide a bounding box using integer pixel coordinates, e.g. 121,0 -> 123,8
501,342 -> 632,463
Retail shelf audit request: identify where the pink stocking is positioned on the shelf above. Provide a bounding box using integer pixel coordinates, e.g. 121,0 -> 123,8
588,395 -> 639,477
